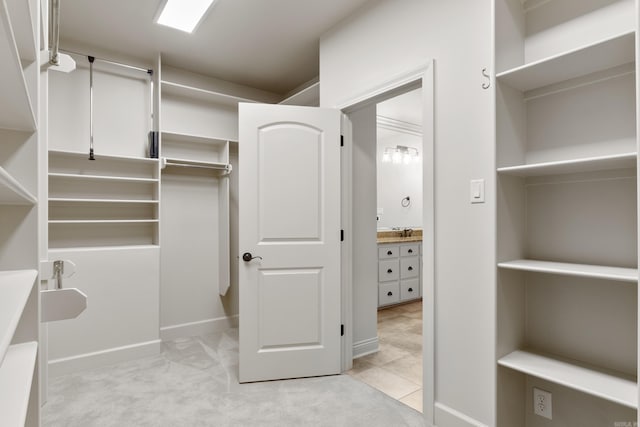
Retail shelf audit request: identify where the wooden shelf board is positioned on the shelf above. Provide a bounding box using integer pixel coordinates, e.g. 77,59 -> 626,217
0,2 -> 35,131
498,350 -> 637,408
0,341 -> 38,427
48,172 -> 158,183
498,259 -> 637,282
497,31 -> 635,92
161,131 -> 231,145
48,149 -> 159,164
161,80 -> 257,107
49,219 -> 159,224
0,270 -> 37,362
0,166 -> 36,205
497,152 -> 637,177
49,198 -> 159,204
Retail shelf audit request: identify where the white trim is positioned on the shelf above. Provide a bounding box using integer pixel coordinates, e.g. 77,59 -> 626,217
160,315 -> 238,341
352,337 -> 379,359
336,59 -> 435,425
376,115 -> 423,137
340,114 -> 354,372
48,339 -> 161,377
434,402 -> 490,427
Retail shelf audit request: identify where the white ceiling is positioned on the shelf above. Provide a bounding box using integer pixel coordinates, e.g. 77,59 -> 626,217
58,0 -> 373,96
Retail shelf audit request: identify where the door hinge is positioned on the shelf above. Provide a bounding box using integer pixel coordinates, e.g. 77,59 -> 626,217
340,135 -> 344,147
341,229 -> 344,242
341,324 -> 345,336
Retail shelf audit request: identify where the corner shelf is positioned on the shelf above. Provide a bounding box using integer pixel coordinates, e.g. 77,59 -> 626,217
0,341 -> 38,427
497,152 -> 637,177
497,31 -> 635,92
0,1 -> 35,131
0,270 -> 37,362
497,260 -> 638,282
0,166 -> 36,205
498,350 -> 637,409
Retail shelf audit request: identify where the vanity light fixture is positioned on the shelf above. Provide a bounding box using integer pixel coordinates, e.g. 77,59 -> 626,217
156,0 -> 217,33
382,145 -> 419,165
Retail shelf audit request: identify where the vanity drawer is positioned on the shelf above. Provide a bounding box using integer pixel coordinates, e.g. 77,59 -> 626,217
379,259 -> 399,282
400,256 -> 419,279
379,282 -> 400,306
400,243 -> 419,257
400,278 -> 421,301
378,245 -> 399,259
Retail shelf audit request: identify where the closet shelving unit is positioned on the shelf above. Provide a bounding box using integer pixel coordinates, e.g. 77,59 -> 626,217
495,0 -> 638,424
161,80 -> 257,106
48,149 -> 160,249
0,0 -> 40,424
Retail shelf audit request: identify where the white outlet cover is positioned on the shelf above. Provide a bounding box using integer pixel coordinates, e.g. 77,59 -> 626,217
533,387 -> 552,420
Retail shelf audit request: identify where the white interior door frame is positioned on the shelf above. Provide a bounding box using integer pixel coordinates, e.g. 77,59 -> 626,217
335,60 -> 435,425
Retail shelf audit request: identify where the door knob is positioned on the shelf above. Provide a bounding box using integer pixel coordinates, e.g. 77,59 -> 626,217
387,269 -> 393,274
387,250 -> 393,255
387,291 -> 393,296
242,252 -> 262,262
408,266 -> 413,271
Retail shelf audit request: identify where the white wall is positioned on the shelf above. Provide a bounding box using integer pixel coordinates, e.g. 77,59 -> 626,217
320,0 -> 494,425
376,130 -> 422,229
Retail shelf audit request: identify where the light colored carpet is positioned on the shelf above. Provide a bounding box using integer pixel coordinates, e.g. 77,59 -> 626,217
43,328 -> 426,427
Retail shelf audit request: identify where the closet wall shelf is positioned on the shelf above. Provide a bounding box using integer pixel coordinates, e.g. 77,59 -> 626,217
49,198 -> 159,204
161,157 -> 232,173
0,166 -> 37,205
5,0 -> 37,64
497,152 -> 637,177
498,259 -> 638,282
278,81 -> 320,106
0,341 -> 38,427
49,149 -> 159,165
160,131 -> 231,145
49,219 -> 159,224
49,172 -> 159,184
0,1 -> 35,131
0,270 -> 37,362
161,80 -> 257,107
497,31 -> 635,92
498,350 -> 637,409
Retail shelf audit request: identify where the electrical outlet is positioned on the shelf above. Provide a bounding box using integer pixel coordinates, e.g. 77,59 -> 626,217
533,388 -> 552,420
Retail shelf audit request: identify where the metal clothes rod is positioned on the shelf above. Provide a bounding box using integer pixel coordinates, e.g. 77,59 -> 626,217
49,0 -> 60,65
59,49 -> 153,75
163,160 -> 232,173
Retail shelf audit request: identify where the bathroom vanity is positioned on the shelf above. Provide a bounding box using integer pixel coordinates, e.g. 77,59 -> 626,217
376,230 -> 423,307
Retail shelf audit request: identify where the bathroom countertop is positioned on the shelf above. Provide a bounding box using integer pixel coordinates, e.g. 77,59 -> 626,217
376,229 -> 423,244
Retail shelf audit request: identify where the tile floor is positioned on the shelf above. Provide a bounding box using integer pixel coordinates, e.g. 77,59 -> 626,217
346,300 -> 423,412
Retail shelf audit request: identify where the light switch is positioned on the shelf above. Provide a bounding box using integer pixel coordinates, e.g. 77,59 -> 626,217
470,179 -> 485,204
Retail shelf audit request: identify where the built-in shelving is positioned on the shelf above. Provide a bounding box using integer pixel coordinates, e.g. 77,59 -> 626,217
49,173 -> 158,183
161,131 -> 228,145
498,350 -> 637,409
161,80 -> 257,107
497,152 -> 637,177
49,219 -> 159,224
49,198 -> 159,204
497,260 -> 638,282
0,270 -> 37,361
0,1 -> 35,131
49,149 -> 159,165
0,166 -> 36,204
161,157 -> 231,172
497,32 -> 635,92
5,0 -> 36,64
0,341 -> 38,427
278,81 -> 320,106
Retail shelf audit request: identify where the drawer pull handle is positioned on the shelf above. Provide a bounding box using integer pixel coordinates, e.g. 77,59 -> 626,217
408,249 -> 413,254
387,250 -> 393,255
408,266 -> 413,271
387,269 -> 393,274
408,287 -> 413,292
387,291 -> 393,296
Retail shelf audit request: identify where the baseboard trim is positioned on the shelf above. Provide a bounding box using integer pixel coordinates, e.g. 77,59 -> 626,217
48,339 -> 161,378
160,315 -> 239,341
434,402 -> 489,427
352,336 -> 379,359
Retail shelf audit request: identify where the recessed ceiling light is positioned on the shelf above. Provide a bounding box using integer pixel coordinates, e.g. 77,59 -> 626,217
155,0 -> 217,33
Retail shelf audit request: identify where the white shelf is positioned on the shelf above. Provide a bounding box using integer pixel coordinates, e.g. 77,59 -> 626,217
498,259 -> 637,282
0,1 -> 35,131
279,81 -> 320,106
498,350 -> 637,409
0,270 -> 37,362
49,219 -> 159,224
497,152 -> 637,177
161,157 -> 232,172
0,166 -> 36,205
5,0 -> 36,64
0,341 -> 37,427
49,149 -> 159,164
49,198 -> 159,204
161,80 -> 257,107
48,172 -> 158,184
497,31 -> 635,92
161,131 -> 231,145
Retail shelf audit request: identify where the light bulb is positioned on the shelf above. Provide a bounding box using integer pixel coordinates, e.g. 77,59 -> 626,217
392,151 -> 402,164
403,153 -> 412,164
382,152 -> 391,163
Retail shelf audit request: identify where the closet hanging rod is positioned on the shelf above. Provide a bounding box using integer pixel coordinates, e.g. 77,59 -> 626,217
161,158 -> 232,173
59,49 -> 153,75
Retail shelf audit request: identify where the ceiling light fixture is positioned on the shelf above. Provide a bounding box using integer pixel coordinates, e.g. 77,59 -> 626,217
382,145 -> 419,165
155,0 -> 217,33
